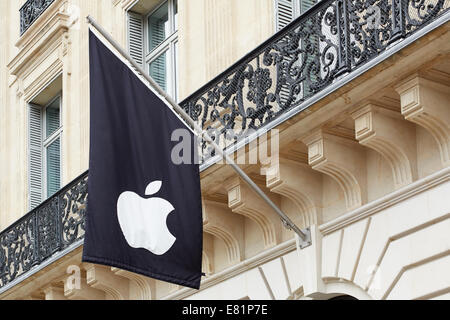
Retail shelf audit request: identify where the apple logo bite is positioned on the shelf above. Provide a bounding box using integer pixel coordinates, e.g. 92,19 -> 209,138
117,181 -> 176,255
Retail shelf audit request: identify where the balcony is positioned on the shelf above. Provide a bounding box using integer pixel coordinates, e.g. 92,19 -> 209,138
0,172 -> 87,291
2,0 -> 449,293
180,0 -> 450,168
20,0 -> 55,35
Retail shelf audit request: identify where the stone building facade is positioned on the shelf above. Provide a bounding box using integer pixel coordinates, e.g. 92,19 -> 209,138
0,0 -> 449,300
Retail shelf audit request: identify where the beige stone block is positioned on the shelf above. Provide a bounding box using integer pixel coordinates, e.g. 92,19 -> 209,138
353,180 -> 450,291
259,258 -> 290,300
386,254 -> 450,300
337,218 -> 370,282
321,230 -> 342,279
178,0 -> 274,100
368,219 -> 450,299
186,273 -> 248,300
281,250 -> 304,297
245,267 -> 275,300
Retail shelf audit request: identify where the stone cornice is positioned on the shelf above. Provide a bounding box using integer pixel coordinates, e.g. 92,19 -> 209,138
120,0 -> 138,11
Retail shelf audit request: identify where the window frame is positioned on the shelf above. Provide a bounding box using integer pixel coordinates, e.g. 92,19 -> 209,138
144,0 -> 179,100
42,93 -> 63,199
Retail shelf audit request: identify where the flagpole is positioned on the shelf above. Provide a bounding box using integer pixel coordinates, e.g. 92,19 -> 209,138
86,15 -> 311,248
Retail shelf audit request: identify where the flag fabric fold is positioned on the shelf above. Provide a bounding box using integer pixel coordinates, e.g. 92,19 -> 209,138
82,30 -> 203,289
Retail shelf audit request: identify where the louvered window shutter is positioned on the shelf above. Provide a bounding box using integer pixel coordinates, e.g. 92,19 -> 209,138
276,0 -> 294,31
127,12 -> 144,67
29,104 -> 43,209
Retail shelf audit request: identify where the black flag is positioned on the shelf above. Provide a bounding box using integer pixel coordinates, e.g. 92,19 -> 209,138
82,31 -> 203,289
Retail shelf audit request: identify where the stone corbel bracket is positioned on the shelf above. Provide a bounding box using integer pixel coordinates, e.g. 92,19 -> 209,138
302,131 -> 367,211
111,267 -> 154,300
352,103 -> 417,189
395,76 -> 450,165
202,200 -> 244,265
64,275 -> 105,300
85,264 -> 129,300
42,284 -> 66,300
226,177 -> 281,248
265,159 -> 322,227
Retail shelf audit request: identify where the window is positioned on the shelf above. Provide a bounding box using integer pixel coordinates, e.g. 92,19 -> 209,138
146,0 -> 178,99
43,96 -> 62,198
29,94 -> 62,209
127,0 -> 179,100
275,0 -> 318,31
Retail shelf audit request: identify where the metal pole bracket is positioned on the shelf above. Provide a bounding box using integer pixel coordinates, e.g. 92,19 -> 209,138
297,227 -> 312,249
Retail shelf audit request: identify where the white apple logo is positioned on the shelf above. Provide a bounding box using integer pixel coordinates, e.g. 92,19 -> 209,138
117,181 -> 176,255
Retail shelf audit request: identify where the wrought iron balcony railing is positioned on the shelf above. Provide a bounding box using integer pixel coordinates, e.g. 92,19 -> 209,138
0,172 -> 87,290
20,0 -> 55,35
1,0 -> 448,292
180,0 -> 449,166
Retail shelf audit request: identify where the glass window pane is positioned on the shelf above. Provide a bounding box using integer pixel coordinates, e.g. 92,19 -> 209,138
174,41 -> 178,101
46,137 -> 60,197
174,0 -> 178,31
150,51 -> 169,92
148,1 -> 169,51
300,0 -> 317,14
46,97 -> 60,138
